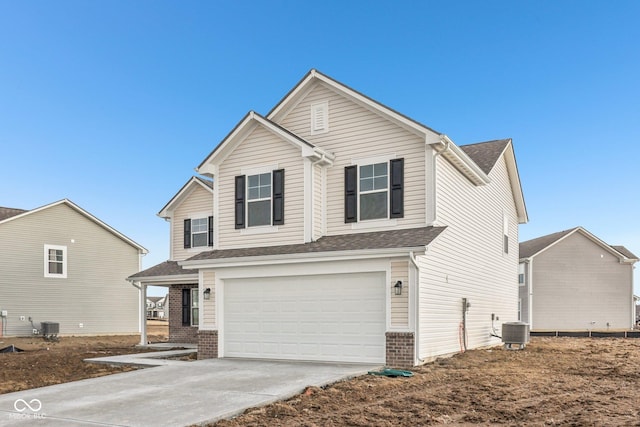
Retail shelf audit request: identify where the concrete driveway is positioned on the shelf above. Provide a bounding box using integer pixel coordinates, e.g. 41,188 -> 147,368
0,357 -> 379,426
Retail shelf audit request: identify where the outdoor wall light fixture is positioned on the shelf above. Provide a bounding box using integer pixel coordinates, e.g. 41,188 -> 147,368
203,287 -> 211,300
393,280 -> 403,296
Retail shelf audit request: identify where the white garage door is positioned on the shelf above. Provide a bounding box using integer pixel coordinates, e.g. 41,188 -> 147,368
223,272 -> 386,363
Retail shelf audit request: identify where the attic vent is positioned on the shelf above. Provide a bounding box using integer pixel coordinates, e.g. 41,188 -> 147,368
310,101 -> 328,134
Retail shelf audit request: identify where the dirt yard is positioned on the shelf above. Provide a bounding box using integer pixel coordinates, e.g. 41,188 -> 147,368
0,321 -> 168,395
2,329 -> 640,425
213,338 -> 640,426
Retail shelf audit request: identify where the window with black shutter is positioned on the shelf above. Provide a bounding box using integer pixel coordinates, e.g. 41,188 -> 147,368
183,219 -> 191,249
390,158 -> 404,218
235,175 -> 246,229
181,288 -> 191,326
345,158 -> 404,222
344,165 -> 357,223
208,216 -> 214,246
236,169 -> 285,228
272,169 -> 284,225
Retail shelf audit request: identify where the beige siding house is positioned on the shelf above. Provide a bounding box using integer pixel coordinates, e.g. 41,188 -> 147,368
519,227 -> 638,331
131,69 -> 528,366
0,200 -> 147,336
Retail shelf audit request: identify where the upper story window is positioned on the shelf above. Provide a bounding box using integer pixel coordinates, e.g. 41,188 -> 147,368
247,173 -> 272,226
345,158 -> 404,223
183,217 -> 213,249
518,263 -> 525,285
44,244 -> 67,278
235,169 -> 284,229
359,163 -> 388,220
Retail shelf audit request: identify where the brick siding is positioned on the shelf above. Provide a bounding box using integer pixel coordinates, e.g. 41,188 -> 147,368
386,332 -> 415,367
168,284 -> 198,344
198,330 -> 218,359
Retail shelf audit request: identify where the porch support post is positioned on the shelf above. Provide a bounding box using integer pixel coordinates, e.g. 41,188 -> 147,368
140,283 -> 147,346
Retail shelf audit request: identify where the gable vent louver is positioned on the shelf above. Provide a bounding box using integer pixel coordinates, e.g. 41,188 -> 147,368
311,101 -> 328,134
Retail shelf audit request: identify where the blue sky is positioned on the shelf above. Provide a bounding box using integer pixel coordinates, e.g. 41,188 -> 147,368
1,1 -> 639,296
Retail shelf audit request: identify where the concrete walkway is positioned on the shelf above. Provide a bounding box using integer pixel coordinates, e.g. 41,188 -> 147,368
0,357 -> 379,426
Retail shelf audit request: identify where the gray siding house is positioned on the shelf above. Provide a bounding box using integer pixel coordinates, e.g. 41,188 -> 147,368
0,199 -> 147,336
519,227 -> 638,331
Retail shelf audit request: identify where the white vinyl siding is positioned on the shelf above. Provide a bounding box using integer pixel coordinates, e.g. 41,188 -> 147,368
172,185 -> 213,261
390,260 -> 409,328
417,154 -> 519,360
277,81 -> 427,235
531,232 -> 633,330
0,203 -> 140,336
201,270 -> 216,328
217,125 -> 304,249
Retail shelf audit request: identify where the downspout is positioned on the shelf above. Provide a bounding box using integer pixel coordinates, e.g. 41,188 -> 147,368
128,279 -> 147,346
409,251 -> 424,365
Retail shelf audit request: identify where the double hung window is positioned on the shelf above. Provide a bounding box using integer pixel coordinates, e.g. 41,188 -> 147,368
344,158 -> 403,223
235,169 -> 284,229
44,244 -> 67,278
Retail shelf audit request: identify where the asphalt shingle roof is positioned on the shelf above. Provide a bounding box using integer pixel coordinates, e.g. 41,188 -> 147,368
128,260 -> 198,280
0,207 -> 27,221
519,228 -> 578,259
459,139 -> 511,175
187,226 -> 447,262
520,228 -> 639,261
611,245 -> 639,260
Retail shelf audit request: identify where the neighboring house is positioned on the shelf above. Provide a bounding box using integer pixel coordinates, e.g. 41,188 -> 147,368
0,199 -> 147,336
519,227 -> 638,331
130,69 -> 528,367
146,296 -> 167,319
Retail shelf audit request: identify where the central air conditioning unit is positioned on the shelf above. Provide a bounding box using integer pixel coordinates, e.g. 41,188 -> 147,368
502,322 -> 530,350
41,321 -> 60,341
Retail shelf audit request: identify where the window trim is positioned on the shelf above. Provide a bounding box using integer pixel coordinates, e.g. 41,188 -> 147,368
191,288 -> 199,327
358,162 -> 389,222
44,244 -> 67,278
247,172 -> 273,227
190,217 -> 209,248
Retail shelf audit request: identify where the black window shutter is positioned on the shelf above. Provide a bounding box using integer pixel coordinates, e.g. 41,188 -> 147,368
344,165 -> 357,223
235,175 -> 246,229
181,288 -> 191,326
208,216 -> 214,246
183,219 -> 191,248
272,169 -> 284,225
390,158 -> 404,218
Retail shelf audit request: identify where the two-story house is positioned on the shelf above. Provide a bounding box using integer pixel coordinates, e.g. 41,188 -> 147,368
130,70 -> 528,367
0,199 -> 147,336
519,227 -> 637,331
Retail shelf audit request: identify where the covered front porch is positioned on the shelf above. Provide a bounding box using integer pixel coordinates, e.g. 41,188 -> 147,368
127,260 -> 199,347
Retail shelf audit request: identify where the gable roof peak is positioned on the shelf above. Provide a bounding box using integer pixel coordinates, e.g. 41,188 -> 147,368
520,226 -> 637,263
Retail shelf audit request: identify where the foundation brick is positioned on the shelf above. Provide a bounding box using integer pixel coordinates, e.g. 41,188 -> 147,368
386,332 -> 415,368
